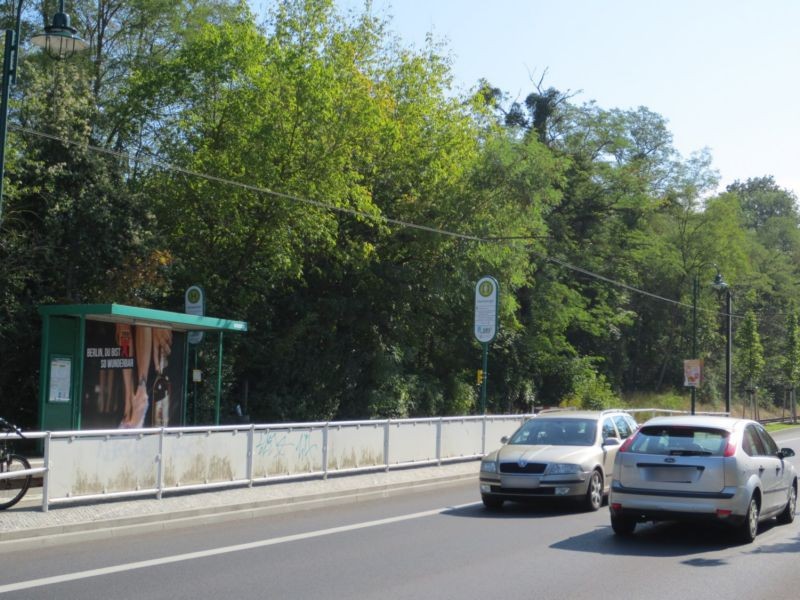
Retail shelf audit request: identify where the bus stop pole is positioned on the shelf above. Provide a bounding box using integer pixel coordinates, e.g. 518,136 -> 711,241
215,332 -> 224,425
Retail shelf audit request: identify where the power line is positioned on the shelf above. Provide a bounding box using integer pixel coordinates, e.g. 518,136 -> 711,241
12,125 -> 485,242
9,124 -> 745,320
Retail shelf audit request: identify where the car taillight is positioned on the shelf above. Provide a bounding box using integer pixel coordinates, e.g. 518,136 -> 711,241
619,433 -> 638,453
723,440 -> 736,457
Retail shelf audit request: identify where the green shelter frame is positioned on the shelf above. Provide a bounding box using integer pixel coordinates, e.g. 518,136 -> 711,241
38,304 -> 248,430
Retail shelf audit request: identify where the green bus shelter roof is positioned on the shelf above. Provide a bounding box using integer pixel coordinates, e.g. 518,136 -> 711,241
38,303 -> 248,333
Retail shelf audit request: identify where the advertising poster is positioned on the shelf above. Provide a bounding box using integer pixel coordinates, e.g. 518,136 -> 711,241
82,321 -> 185,429
683,359 -> 703,388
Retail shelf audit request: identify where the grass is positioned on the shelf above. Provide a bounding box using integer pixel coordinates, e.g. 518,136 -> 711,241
621,390 -> 723,413
765,422 -> 800,433
619,390 -> 799,425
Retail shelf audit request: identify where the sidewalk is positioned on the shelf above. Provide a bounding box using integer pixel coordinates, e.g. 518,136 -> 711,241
0,460 -> 480,552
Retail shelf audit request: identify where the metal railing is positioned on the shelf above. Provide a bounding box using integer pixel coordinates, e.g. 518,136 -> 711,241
2,414 -> 531,511
4,407 -> 794,512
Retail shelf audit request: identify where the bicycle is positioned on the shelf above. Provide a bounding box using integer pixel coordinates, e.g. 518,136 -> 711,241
0,416 -> 32,509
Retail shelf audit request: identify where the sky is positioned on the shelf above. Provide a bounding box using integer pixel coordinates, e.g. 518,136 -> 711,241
333,0 -> 800,198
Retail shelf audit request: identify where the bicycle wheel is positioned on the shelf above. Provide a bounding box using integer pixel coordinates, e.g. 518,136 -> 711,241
0,454 -> 32,510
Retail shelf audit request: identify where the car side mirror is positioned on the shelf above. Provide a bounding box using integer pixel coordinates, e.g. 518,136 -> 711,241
500,436 -> 509,444
603,437 -> 620,447
778,447 -> 795,459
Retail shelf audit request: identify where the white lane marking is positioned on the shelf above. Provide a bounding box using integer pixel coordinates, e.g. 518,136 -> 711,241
776,435 -> 800,443
0,502 -> 478,594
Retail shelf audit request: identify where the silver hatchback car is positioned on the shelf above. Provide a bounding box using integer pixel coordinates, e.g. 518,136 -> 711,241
609,415 -> 797,542
480,409 -> 639,511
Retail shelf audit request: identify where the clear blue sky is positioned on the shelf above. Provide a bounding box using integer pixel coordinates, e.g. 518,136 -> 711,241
332,0 -> 800,198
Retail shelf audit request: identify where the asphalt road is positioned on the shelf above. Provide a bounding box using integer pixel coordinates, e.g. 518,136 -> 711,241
1,429 -> 799,600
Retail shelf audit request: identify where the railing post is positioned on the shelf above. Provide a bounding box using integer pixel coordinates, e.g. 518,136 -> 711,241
41,431 -> 51,512
384,420 -> 390,472
436,418 -> 442,466
156,428 -> 165,499
247,424 -> 254,487
322,423 -> 329,480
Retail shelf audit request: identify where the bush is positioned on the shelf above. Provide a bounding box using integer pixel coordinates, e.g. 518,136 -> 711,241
561,367 -> 619,410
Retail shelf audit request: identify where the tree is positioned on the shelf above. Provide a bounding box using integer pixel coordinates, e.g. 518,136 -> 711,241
0,60 -> 158,425
784,309 -> 800,385
5,0 -> 800,426
128,0 -> 505,420
782,308 -> 800,419
735,308 -> 765,396
727,176 -> 799,230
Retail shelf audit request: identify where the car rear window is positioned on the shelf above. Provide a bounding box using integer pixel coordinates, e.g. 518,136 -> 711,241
629,425 -> 729,456
510,418 -> 597,446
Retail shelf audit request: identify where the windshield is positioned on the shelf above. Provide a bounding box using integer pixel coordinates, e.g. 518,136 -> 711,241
630,425 -> 728,456
509,418 -> 597,446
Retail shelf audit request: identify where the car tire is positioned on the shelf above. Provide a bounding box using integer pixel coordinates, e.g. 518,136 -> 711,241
482,494 -> 504,510
736,495 -> 759,543
610,513 -> 636,536
584,470 -> 603,511
776,482 -> 797,525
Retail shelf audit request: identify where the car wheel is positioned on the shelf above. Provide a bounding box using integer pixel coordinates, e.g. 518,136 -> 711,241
736,495 -> 759,543
584,470 -> 603,511
776,482 -> 797,525
610,513 -> 636,536
482,494 -> 504,510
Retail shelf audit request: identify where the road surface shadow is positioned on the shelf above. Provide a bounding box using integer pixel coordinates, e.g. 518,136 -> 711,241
446,499 -> 590,520
551,521 -> 800,567
744,528 -> 800,555
549,519 -> 796,559
447,501 -> 800,560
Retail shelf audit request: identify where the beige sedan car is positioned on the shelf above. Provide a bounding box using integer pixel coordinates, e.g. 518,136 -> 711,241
479,410 -> 639,511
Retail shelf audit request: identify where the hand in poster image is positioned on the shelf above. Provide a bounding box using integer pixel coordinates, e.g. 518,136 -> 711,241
152,328 -> 172,374
116,324 -> 149,428
116,324 -> 173,428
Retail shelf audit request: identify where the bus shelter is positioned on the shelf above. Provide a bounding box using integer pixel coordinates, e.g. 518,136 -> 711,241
38,304 -> 248,431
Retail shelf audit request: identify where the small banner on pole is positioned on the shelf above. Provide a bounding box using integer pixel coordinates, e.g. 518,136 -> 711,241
683,359 -> 703,388
474,276 -> 499,343
185,285 -> 205,344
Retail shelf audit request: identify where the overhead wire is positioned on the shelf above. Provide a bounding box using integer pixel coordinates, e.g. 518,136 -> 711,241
10,124 -> 743,320
11,125 -> 485,243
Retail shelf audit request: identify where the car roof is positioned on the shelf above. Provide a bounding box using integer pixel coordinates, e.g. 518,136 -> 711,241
535,409 -> 629,420
638,415 -> 748,432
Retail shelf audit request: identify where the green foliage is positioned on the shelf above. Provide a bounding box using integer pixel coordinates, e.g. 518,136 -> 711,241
622,391 -> 688,412
784,309 -> 800,386
4,0 -> 800,427
735,308 -> 765,389
559,359 -> 619,410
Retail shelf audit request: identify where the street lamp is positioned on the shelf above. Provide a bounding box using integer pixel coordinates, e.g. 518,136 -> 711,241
0,0 -> 88,224
711,268 -> 733,414
690,274 -> 698,415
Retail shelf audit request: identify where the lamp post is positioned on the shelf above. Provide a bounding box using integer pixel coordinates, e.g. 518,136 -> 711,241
690,274 -> 698,415
0,0 -> 88,224
711,269 -> 733,414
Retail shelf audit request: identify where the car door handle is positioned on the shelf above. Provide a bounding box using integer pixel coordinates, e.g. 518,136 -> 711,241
758,466 -> 765,473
